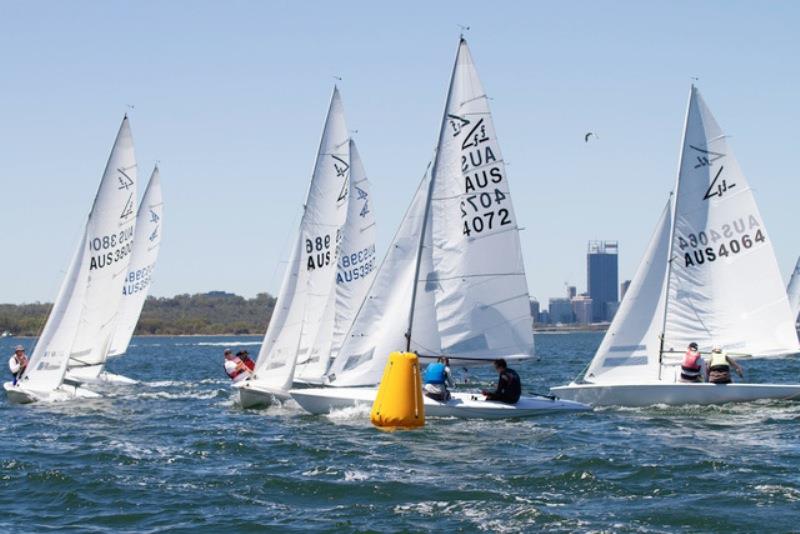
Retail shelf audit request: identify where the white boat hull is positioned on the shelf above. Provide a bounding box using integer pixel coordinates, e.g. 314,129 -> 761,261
234,379 -> 291,409
551,382 -> 800,407
3,381 -> 101,404
65,365 -> 138,385
290,387 -> 591,419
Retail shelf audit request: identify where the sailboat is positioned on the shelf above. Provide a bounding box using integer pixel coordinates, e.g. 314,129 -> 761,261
786,257 -> 800,323
292,140 -> 377,384
4,116 -> 139,404
290,38 -> 590,418
552,86 -> 800,407
65,165 -> 164,385
235,87 -> 359,408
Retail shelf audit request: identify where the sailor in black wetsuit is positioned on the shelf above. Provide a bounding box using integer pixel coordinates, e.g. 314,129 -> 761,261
482,358 -> 521,404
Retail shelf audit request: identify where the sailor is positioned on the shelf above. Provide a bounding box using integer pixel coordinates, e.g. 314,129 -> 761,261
422,357 -> 454,401
705,346 -> 744,384
679,342 -> 705,383
482,358 -> 522,404
8,345 -> 27,386
223,348 -> 250,383
237,350 -> 256,372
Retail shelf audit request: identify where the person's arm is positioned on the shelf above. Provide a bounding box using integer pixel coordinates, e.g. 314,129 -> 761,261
727,356 -> 744,378
445,367 -> 455,388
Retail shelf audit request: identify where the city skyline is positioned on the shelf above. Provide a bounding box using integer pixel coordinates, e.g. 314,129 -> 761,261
2,2 -> 799,304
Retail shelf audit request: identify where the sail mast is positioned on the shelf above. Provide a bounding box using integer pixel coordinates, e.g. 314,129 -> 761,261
405,36 -> 464,352
658,85 -> 694,379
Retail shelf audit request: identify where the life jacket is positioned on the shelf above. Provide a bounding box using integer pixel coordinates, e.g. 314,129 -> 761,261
709,351 -> 729,371
225,357 -> 248,379
680,350 -> 702,381
423,363 -> 446,385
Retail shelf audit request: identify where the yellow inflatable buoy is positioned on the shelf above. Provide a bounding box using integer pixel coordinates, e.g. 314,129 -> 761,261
370,352 -> 425,429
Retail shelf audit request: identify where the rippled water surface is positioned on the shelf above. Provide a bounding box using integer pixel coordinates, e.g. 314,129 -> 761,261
2,334 -> 800,533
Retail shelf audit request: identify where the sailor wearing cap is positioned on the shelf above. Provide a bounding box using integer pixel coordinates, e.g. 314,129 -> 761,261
8,345 -> 28,385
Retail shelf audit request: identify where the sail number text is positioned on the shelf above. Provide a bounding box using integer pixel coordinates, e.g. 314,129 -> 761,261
678,215 -> 766,267
89,226 -> 134,271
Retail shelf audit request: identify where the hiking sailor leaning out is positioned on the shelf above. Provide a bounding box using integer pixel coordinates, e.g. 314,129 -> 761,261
705,346 -> 744,384
223,348 -> 251,383
680,342 -> 705,383
8,345 -> 27,386
423,357 -> 454,401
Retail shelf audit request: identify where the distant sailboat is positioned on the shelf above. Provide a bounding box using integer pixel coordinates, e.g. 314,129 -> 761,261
552,86 -> 800,407
786,257 -> 800,323
291,38 -> 589,418
65,165 -> 164,385
236,87 -> 368,408
5,116 -> 139,403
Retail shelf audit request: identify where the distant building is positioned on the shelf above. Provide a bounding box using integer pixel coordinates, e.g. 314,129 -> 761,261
538,310 -> 551,325
587,241 -> 619,322
530,299 -> 540,324
571,295 -> 593,324
620,280 -> 631,301
549,298 -> 574,324
566,285 -> 577,299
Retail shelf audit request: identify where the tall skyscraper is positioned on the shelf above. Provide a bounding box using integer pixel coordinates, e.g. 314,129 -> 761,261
587,241 -> 619,322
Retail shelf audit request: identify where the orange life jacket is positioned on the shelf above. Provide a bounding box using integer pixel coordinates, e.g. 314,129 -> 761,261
680,350 -> 702,381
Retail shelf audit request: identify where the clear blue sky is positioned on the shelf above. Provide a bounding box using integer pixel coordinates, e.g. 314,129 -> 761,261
2,1 -> 799,304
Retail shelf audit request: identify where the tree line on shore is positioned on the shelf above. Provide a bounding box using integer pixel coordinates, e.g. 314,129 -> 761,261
0,291 -> 276,336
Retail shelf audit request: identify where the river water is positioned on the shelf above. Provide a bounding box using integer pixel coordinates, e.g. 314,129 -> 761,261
1,333 -> 799,532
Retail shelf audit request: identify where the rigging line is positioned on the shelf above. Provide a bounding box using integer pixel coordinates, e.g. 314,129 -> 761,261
419,271 -> 526,282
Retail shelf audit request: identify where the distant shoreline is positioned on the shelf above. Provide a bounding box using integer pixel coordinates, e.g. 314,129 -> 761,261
534,324 -> 608,333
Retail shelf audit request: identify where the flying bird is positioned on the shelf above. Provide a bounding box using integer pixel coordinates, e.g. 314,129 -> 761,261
584,132 -> 599,143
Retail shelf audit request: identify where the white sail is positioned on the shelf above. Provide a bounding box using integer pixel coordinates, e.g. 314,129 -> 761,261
583,201 -> 671,384
427,38 -> 533,361
662,87 -> 798,357
20,230 -> 90,391
327,171 -> 435,386
107,165 -> 164,356
251,87 -> 349,392
22,116 -> 138,390
66,116 -> 138,373
294,139 -> 377,383
329,37 -> 533,387
786,257 -> 800,322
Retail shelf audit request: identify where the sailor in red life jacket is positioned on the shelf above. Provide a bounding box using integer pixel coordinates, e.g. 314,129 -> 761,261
237,350 -> 256,372
223,348 -> 251,383
679,342 -> 705,383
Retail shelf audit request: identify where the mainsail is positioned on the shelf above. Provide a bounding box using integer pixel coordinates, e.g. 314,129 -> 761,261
661,86 -> 797,358
251,87 -> 349,392
108,165 -> 164,357
294,139 -> 377,383
329,37 -> 534,387
22,116 -> 138,391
